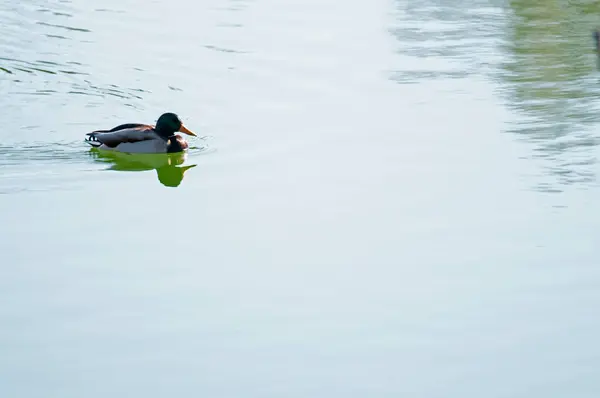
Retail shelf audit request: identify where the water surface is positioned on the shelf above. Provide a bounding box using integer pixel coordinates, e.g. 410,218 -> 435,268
1,0 -> 599,397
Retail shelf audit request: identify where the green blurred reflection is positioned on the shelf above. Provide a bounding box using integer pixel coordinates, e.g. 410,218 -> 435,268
89,150 -> 197,188
500,0 -> 600,191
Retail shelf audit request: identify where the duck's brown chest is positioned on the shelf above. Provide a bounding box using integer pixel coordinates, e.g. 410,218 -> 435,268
166,135 -> 189,153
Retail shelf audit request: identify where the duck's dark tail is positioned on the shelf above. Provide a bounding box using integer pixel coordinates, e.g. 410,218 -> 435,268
84,133 -> 103,148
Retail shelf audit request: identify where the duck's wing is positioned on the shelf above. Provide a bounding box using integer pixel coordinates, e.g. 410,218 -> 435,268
85,125 -> 159,148
106,123 -> 153,132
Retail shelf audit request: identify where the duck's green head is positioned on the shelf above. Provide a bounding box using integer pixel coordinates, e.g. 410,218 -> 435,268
156,112 -> 197,138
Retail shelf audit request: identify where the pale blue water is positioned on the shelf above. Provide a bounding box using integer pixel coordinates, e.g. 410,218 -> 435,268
1,0 -> 599,397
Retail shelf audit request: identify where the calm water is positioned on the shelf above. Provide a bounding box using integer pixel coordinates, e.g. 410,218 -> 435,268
1,0 -> 599,396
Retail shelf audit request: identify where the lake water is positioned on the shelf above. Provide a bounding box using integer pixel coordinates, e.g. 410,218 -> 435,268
1,0 -> 599,396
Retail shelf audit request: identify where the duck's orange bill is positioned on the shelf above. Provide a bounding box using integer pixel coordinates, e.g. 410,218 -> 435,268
179,124 -> 197,137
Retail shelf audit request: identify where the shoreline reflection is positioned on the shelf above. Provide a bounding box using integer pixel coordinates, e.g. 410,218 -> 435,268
500,0 -> 600,193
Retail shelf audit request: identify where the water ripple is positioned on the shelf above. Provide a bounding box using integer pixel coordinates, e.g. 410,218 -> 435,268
389,0 -> 504,84
0,141 -> 89,166
0,1 -> 150,111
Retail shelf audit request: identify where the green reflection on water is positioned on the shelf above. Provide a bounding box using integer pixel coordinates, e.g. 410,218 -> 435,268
89,150 -> 197,188
500,0 -> 600,191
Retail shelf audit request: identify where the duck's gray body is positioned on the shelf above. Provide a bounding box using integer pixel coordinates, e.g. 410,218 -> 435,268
85,123 -> 189,153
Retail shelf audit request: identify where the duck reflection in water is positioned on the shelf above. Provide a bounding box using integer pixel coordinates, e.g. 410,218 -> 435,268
89,149 -> 197,187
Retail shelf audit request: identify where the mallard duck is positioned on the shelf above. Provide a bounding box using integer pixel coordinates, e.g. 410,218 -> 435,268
84,112 -> 197,153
